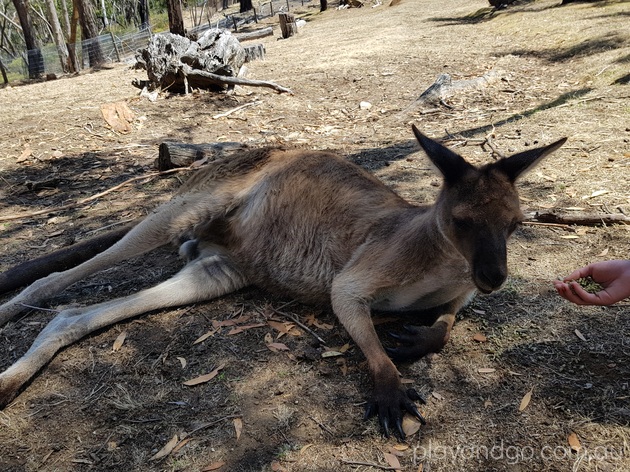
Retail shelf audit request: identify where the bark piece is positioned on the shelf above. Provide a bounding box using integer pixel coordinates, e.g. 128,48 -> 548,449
101,102 -> 135,133
156,142 -> 250,171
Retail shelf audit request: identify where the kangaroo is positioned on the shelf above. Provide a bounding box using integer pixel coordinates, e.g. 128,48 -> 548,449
0,126 -> 566,438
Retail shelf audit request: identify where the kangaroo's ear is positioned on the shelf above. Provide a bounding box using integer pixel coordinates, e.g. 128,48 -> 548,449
412,125 -> 475,184
496,137 -> 567,182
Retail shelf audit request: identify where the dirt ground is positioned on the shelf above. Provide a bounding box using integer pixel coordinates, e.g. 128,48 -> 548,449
1,0 -> 630,470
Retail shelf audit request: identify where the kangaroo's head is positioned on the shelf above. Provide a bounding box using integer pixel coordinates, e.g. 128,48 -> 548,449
412,125 -> 567,294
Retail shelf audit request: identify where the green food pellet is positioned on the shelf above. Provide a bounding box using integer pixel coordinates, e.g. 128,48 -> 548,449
569,276 -> 604,294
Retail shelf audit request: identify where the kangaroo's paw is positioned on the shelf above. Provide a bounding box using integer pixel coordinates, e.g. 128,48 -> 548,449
386,321 -> 450,362
364,386 -> 426,439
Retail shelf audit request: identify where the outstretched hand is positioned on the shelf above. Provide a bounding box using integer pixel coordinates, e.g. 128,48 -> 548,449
553,260 -> 630,305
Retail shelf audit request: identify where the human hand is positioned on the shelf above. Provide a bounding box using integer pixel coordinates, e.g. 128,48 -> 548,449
553,260 -> 630,305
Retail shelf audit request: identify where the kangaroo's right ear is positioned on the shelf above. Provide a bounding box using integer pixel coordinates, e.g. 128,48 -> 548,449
412,125 -> 475,184
495,137 -> 567,182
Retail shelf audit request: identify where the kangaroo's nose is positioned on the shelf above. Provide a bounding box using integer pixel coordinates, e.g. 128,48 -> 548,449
474,266 -> 507,293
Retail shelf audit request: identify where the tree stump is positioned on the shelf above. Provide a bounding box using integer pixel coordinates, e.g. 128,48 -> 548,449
279,13 -> 297,39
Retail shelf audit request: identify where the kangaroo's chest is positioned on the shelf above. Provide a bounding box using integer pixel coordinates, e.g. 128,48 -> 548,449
371,261 -> 475,312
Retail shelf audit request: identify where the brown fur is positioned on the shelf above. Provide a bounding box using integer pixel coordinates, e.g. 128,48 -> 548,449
0,126 -> 566,437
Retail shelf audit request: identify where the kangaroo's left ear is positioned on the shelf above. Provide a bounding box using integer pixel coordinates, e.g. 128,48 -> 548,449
412,125 -> 475,184
496,137 -> 567,182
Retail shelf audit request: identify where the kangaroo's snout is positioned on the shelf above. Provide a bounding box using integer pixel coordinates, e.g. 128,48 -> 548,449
473,265 -> 508,294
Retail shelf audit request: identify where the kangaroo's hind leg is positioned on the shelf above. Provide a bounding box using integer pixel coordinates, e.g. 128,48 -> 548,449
0,252 -> 248,408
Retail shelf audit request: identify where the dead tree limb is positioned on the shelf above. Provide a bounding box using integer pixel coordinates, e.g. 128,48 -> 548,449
535,211 -> 630,226
0,223 -> 136,296
180,64 -> 293,94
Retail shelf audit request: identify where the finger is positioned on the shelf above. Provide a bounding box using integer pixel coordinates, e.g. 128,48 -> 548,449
381,416 -> 390,439
396,418 -> 406,440
563,265 -> 594,283
407,388 -> 426,404
404,402 -> 427,425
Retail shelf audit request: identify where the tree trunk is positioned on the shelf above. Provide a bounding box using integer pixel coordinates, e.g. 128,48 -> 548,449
68,0 -> 80,71
166,0 -> 185,36
0,56 -> 8,83
99,0 -> 108,27
240,0 -> 253,13
138,0 -> 150,29
44,0 -> 71,73
12,0 -> 44,78
320,0 -> 327,11
74,0 -> 103,66
58,0 -> 71,37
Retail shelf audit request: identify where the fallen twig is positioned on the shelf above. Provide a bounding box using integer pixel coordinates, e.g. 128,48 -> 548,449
269,307 -> 326,344
309,415 -> 334,436
0,167 -> 187,222
340,459 -> 402,470
17,303 -> 61,313
213,101 -> 262,119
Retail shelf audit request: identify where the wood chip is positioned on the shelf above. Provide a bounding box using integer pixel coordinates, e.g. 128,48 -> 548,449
112,331 -> 127,351
234,418 -> 243,441
473,333 -> 487,342
478,368 -> 496,374
568,432 -> 581,452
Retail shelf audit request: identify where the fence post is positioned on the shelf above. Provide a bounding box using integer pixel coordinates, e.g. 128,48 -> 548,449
110,32 -> 121,62
286,0 -> 289,10
270,1 -> 274,16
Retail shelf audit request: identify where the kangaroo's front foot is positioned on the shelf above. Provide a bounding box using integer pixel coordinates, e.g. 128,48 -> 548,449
365,382 -> 426,439
386,318 -> 452,362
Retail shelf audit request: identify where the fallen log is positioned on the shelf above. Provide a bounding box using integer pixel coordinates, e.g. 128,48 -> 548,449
157,142 -> 250,171
535,211 -> 630,226
180,63 -> 293,94
399,70 -> 502,117
0,223 -> 135,296
235,26 -> 273,42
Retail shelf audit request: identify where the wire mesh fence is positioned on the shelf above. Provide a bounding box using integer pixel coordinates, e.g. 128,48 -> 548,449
0,0 -> 315,83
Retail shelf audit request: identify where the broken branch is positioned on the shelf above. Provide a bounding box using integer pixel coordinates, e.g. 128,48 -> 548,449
181,64 -> 293,94
535,212 -> 630,226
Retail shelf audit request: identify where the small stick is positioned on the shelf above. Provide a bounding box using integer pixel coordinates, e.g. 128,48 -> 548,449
17,303 -> 61,313
213,101 -> 262,119
269,307 -> 326,344
484,131 -> 507,159
180,414 -> 243,442
309,415 -> 334,436
522,221 -> 572,230
86,219 -> 136,235
340,459 -> 402,470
